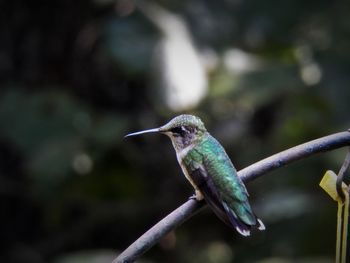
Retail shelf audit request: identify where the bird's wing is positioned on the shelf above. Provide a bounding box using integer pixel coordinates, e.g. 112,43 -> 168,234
190,167 -> 252,236
201,136 -> 259,226
183,134 -> 265,236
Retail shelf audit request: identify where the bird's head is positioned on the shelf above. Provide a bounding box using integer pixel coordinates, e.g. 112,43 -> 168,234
125,114 -> 207,151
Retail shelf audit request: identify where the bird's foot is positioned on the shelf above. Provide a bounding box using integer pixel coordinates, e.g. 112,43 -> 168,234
188,194 -> 197,200
189,190 -> 204,201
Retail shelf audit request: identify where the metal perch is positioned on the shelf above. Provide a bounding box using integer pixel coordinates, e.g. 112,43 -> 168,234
113,131 -> 350,263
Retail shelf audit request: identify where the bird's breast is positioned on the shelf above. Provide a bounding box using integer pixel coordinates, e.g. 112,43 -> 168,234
176,146 -> 203,192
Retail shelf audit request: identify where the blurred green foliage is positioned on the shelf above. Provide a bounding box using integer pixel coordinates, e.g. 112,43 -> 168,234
0,0 -> 350,262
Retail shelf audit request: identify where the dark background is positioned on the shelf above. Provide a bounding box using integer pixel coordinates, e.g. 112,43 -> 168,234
1,0 -> 350,262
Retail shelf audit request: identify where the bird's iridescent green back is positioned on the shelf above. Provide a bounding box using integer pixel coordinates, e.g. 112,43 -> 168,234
182,133 -> 257,226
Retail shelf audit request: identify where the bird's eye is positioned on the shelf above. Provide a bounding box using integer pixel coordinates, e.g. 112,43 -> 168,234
170,127 -> 182,134
171,126 -> 186,135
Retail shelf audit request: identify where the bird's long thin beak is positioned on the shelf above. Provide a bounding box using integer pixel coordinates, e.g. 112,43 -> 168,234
124,128 -> 160,138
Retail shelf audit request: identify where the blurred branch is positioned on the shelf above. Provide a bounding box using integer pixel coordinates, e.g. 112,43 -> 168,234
113,130 -> 350,263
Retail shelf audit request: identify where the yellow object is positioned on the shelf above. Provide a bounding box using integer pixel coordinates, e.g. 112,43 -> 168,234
341,194 -> 348,263
319,170 -> 349,263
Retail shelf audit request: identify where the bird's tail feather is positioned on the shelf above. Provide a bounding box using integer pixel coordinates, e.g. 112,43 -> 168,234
223,203 -> 266,236
257,218 -> 265,231
223,202 -> 251,236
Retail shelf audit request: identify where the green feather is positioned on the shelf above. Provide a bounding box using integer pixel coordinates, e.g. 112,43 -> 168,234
183,133 -> 257,226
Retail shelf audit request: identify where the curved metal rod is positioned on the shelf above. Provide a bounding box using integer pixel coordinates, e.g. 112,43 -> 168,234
113,131 -> 350,263
336,147 -> 350,201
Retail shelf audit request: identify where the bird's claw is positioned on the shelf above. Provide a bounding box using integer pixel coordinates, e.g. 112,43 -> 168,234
188,194 -> 197,200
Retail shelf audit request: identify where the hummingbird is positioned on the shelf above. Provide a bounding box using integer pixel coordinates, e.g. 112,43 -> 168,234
125,114 -> 265,236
